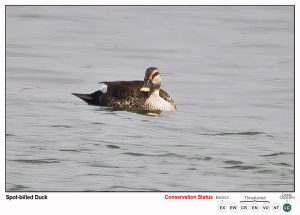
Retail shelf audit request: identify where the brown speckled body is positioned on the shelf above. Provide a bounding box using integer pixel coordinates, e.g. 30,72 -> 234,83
73,67 -> 177,112
99,81 -> 176,111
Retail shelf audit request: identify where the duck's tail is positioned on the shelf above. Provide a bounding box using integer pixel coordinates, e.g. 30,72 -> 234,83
72,90 -> 103,105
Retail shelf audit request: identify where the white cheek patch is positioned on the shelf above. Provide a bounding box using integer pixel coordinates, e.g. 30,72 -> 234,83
99,84 -> 108,93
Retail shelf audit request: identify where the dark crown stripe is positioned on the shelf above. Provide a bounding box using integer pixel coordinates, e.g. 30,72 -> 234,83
152,71 -> 159,78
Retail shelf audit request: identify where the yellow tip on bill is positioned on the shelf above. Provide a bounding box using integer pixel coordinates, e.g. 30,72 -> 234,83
140,87 -> 151,92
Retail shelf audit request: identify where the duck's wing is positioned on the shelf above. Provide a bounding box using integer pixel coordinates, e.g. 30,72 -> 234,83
99,81 -> 144,99
100,81 -> 143,89
159,89 -> 177,109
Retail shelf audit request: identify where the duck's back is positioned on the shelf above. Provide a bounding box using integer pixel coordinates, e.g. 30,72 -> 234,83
99,81 -> 147,109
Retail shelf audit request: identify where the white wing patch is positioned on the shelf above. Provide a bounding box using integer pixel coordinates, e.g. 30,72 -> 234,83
99,83 -> 108,93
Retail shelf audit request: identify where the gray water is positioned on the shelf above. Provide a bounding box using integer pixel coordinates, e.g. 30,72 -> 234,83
6,6 -> 294,191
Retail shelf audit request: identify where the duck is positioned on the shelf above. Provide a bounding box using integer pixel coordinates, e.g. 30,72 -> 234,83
72,67 -> 177,112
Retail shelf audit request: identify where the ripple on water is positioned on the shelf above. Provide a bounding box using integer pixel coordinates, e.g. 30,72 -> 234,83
260,152 -> 293,157
8,184 -> 30,191
30,146 -> 46,150
187,167 -> 197,171
223,160 -> 244,165
51,125 -> 72,128
224,165 -> 259,170
90,122 -> 106,125
10,159 -> 60,164
199,131 -> 264,136
59,149 -> 82,153
122,152 -> 213,161
273,162 -> 292,167
123,152 -> 148,157
190,156 -> 213,161
255,169 -> 275,174
88,161 -> 120,169
106,144 -> 121,149
108,185 -> 160,191
109,185 -> 133,191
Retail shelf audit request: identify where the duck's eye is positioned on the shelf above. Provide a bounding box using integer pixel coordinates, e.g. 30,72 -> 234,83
152,71 -> 159,78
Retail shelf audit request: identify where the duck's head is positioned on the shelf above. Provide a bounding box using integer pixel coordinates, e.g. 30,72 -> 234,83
140,67 -> 161,92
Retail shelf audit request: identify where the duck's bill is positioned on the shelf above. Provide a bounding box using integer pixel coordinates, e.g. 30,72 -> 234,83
140,80 -> 152,92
